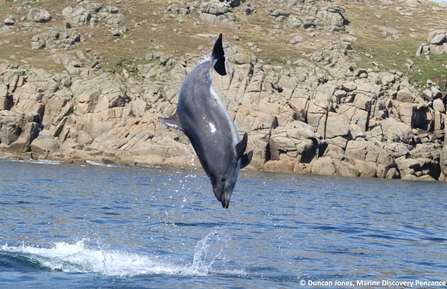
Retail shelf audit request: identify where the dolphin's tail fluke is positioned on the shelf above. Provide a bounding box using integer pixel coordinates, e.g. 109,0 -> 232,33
212,33 -> 227,76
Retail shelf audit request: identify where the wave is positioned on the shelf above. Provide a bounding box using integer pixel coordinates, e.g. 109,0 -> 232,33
84,160 -> 158,169
0,158 -> 61,165
85,160 -> 125,168
0,229 -> 247,279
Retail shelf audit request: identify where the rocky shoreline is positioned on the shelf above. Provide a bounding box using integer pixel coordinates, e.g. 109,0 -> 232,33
1,0 -> 447,181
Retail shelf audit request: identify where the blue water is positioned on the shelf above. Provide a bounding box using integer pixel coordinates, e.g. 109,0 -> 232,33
0,158 -> 446,288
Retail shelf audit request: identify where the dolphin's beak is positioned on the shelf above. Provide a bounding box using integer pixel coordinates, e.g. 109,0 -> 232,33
221,192 -> 230,208
213,186 -> 231,208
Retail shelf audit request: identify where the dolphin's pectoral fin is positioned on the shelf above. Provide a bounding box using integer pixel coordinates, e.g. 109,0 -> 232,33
158,112 -> 184,132
235,133 -> 248,160
240,150 -> 253,169
236,133 -> 252,168
212,34 -> 227,76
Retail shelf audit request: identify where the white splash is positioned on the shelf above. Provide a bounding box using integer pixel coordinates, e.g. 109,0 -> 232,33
85,160 -> 122,168
187,227 -> 246,277
4,159 -> 61,165
1,232 -> 246,278
1,239 -> 180,277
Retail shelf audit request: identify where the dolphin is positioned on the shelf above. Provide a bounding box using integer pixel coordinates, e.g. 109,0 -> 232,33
159,34 -> 253,208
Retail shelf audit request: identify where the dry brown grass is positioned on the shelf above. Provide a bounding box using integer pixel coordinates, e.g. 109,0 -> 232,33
341,0 -> 447,87
0,0 -> 446,84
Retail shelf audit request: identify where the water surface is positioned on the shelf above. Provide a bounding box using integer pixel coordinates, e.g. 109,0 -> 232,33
0,159 -> 446,288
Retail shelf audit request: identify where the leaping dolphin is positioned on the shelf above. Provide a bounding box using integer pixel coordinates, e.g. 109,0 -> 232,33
159,34 -> 253,208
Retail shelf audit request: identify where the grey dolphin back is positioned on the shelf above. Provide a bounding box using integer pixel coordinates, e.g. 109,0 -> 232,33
158,34 -> 227,130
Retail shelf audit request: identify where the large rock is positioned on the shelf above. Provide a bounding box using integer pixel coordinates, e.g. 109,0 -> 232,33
62,4 -> 124,27
0,110 -> 42,152
0,26 -> 445,181
345,139 -> 388,165
28,8 -> 51,22
428,30 -> 446,44
325,114 -> 351,139
311,157 -> 336,176
352,159 -> 377,178
30,129 -> 60,156
0,83 -> 13,110
201,1 -> 230,15
31,26 -> 82,51
396,157 -> 440,181
271,2 -> 347,32
418,30 -> 447,55
433,98 -> 445,112
62,6 -> 91,25
396,87 -> 415,103
380,117 -> 412,143
270,122 -> 319,163
441,143 -> 447,176
0,111 -> 24,145
100,6 -> 125,27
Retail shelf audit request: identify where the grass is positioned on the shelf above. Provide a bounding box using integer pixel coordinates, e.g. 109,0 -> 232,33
410,53 -> 447,89
346,4 -> 422,70
0,39 -> 66,73
0,0 -> 446,89
0,0 -> 71,72
234,12 -> 298,65
342,0 -> 447,90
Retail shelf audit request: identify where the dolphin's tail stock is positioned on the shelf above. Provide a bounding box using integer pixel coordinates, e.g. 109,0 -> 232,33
211,34 -> 227,76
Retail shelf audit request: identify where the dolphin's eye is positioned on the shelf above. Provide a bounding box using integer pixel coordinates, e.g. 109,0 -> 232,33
221,177 -> 226,182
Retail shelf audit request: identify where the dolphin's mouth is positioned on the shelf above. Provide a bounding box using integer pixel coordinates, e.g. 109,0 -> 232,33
221,194 -> 230,208
212,178 -> 232,209
214,188 -> 230,209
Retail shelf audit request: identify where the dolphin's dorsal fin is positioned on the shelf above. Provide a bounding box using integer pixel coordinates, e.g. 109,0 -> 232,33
212,34 -> 227,76
235,133 -> 248,160
240,150 -> 253,169
158,112 -> 184,132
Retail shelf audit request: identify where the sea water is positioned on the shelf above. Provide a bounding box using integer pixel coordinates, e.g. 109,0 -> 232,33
0,158 -> 446,288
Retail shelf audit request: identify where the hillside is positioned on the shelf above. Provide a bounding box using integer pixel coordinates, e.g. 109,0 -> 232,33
1,0 -> 447,180
1,0 -> 447,82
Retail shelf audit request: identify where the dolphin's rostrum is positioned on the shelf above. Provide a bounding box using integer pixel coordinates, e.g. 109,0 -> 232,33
159,34 -> 253,208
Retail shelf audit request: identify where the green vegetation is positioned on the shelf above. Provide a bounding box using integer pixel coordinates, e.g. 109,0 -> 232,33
410,53 -> 447,89
346,4 -> 424,73
342,0 -> 446,89
0,0 -> 446,90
